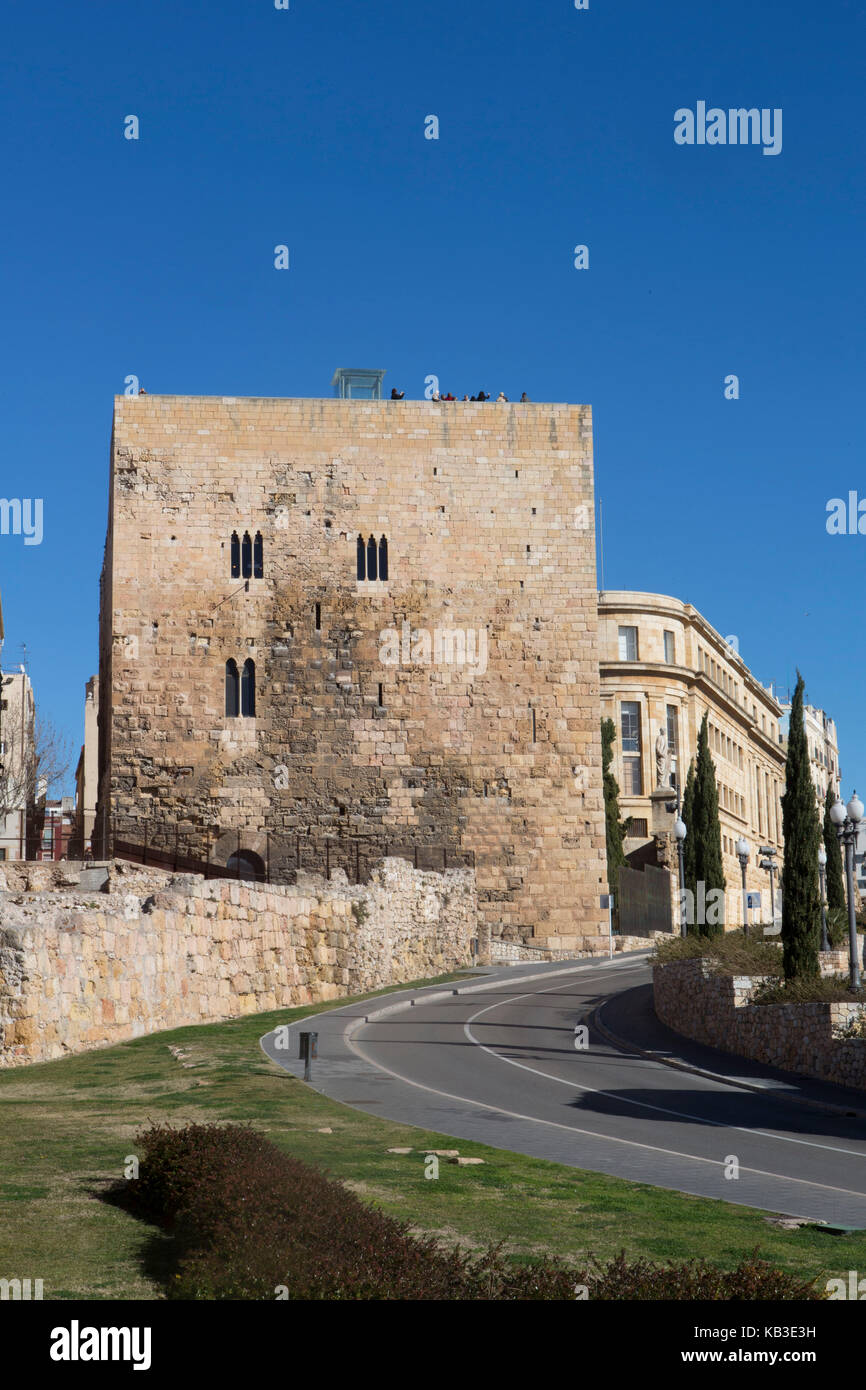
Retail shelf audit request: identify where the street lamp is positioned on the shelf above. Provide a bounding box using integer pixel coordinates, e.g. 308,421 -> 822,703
830,792 -> 864,990
736,837 -> 750,934
818,845 -> 829,954
758,845 -> 778,936
674,815 -> 688,938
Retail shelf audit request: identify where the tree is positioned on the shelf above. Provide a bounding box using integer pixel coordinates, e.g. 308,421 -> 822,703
601,718 -> 629,906
681,760 -> 697,906
691,712 -> 726,938
780,673 -> 821,980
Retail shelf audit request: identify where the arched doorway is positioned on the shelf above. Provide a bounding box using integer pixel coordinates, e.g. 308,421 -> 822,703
225,849 -> 266,882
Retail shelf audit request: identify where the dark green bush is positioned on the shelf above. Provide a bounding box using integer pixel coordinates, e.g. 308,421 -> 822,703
126,1123 -> 822,1301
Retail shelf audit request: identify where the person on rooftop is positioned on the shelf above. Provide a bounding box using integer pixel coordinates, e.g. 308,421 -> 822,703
497,392 -> 508,402
390,387 -> 405,399
520,392 -> 530,402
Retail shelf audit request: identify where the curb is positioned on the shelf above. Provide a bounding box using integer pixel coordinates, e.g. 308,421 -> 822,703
590,997 -> 866,1121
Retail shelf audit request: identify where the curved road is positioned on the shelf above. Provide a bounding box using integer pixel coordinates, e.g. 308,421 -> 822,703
262,953 -> 866,1225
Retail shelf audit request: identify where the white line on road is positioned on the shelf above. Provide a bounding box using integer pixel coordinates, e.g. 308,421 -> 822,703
463,983 -> 866,1165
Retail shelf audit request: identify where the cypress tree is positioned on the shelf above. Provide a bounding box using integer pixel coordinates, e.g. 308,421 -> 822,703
823,784 -> 846,912
780,673 -> 821,980
681,760 -> 697,910
692,712 -> 726,938
601,718 -> 628,904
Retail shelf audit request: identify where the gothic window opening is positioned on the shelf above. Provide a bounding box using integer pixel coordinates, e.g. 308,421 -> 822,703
356,535 -> 365,580
378,536 -> 388,580
225,659 -> 239,717
366,535 -> 378,581
241,532 -> 252,579
253,531 -> 263,578
230,532 -> 240,579
241,658 -> 256,717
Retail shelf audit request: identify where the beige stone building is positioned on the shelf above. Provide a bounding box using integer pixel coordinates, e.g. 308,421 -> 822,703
779,699 -> 840,811
96,392 -> 607,952
599,591 -> 786,927
0,667 -> 37,862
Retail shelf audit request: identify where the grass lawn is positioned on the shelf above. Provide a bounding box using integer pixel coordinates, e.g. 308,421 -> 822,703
0,970 -> 863,1300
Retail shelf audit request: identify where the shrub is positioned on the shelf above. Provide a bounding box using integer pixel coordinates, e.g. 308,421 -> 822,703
654,930 -> 783,978
752,973 -> 866,1006
125,1124 -> 822,1300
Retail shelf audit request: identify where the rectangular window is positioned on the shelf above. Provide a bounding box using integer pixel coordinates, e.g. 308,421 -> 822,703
666,705 -> 679,762
622,758 -> 643,796
663,630 -> 675,664
618,626 -> 638,661
620,701 -> 641,754
628,817 -> 648,837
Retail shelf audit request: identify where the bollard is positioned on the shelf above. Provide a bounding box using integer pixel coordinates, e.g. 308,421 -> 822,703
298,1030 -> 318,1081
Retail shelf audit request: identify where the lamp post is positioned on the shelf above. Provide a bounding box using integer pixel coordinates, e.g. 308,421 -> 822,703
736,837 -> 750,935
758,846 -> 778,936
674,814 -> 687,937
830,792 -> 864,990
818,845 -> 829,954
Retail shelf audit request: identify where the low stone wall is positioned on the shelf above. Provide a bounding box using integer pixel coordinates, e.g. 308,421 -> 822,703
0,858 -> 476,1067
653,957 -> 866,1090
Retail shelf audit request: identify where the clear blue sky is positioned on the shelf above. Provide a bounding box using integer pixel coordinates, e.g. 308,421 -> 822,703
1,0 -> 863,797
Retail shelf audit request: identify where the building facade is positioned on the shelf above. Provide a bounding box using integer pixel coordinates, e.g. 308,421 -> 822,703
0,668 -> 38,862
778,700 -> 840,811
72,675 -> 99,856
599,591 -> 786,927
96,392 -> 607,951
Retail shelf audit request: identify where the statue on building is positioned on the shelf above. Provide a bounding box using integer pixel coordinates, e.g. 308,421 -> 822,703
655,727 -> 670,788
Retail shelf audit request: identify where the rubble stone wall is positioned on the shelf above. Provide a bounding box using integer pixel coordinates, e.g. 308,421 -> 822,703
0,858 -> 475,1067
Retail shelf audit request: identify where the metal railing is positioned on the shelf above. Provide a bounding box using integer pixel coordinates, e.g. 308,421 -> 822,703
107,817 -> 474,885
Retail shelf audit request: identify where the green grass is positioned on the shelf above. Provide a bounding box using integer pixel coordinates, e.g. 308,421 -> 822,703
1,968 -> 864,1299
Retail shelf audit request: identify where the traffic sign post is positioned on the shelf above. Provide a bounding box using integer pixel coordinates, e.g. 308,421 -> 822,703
600,894 -> 614,958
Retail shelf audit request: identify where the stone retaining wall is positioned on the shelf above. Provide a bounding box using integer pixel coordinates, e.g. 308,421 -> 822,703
653,957 -> 866,1091
0,858 -> 475,1067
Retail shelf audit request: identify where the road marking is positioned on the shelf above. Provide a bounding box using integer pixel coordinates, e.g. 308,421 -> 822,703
348,1030 -> 866,1213
463,985 -> 866,1165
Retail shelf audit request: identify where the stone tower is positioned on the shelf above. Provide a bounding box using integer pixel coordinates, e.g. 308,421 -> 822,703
96,393 -> 607,951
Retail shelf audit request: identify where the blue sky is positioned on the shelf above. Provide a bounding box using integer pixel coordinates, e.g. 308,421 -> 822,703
1,0 -> 863,796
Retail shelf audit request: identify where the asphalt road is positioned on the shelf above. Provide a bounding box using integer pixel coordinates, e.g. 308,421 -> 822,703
262,954 -> 866,1225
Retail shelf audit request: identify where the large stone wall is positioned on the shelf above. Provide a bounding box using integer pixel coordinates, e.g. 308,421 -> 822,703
0,858 -> 475,1067
654,957 -> 866,1091
96,395 -> 606,952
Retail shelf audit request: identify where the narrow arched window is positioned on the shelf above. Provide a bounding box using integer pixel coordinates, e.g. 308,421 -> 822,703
230,532 -> 240,578
378,536 -> 388,580
241,658 -> 256,717
253,531 -> 263,578
356,534 -> 366,580
241,532 -> 252,579
225,659 -> 239,717
366,535 -> 377,582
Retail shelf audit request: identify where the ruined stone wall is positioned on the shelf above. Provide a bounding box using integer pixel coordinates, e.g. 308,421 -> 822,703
0,858 -> 475,1067
97,396 -> 606,950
